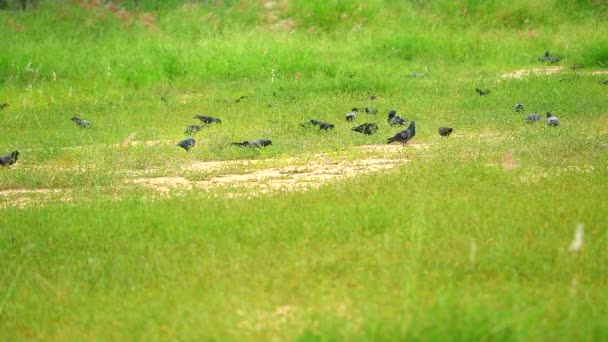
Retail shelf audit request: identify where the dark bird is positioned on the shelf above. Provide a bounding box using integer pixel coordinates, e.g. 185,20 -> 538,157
345,111 -> 356,121
352,123 -> 378,135
370,95 -> 377,100
312,120 -> 334,130
194,115 -> 222,124
387,121 -> 416,145
0,103 -> 8,110
438,127 -> 453,137
475,88 -> 490,96
601,80 -> 608,85
231,139 -> 272,148
387,110 -> 407,126
524,114 -> 540,123
407,72 -> 427,78
71,116 -> 91,128
177,138 -> 196,151
0,151 -> 19,167
538,51 -> 560,63
546,112 -> 560,126
514,103 -> 525,112
235,95 -> 247,103
184,125 -> 202,135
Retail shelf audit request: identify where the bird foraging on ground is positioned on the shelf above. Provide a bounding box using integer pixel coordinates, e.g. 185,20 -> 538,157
0,103 -> 8,110
438,127 -> 453,137
475,88 -> 490,96
194,115 -> 222,124
514,103 -> 524,112
538,51 -> 560,63
0,151 -> 19,167
184,125 -> 202,135
546,112 -> 560,126
387,110 -> 407,126
177,138 -> 196,151
231,139 -> 272,148
524,114 -> 540,123
387,121 -> 416,146
345,111 -> 356,122
71,116 -> 91,128
352,123 -> 378,135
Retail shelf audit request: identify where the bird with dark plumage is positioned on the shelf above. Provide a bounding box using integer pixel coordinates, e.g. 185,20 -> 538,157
387,121 -> 416,145
308,119 -> 335,130
387,110 -> 407,126
514,103 -> 524,112
438,127 -> 453,137
177,138 -> 196,151
0,151 -> 19,167
0,103 -> 9,110
524,114 -> 540,123
71,116 -> 91,128
194,115 -> 222,124
184,125 -> 202,135
475,88 -> 490,96
538,51 -> 560,63
352,123 -> 378,135
231,139 -> 272,148
546,112 -> 560,126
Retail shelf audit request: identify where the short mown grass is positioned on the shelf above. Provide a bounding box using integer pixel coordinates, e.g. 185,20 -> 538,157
1,0 -> 607,340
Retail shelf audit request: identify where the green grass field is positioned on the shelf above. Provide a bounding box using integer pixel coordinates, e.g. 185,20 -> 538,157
1,0 -> 608,340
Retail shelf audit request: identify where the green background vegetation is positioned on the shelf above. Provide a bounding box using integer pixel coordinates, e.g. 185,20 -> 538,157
1,0 -> 607,340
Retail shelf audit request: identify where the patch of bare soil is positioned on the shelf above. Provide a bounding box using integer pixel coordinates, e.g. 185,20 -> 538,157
501,66 -> 563,79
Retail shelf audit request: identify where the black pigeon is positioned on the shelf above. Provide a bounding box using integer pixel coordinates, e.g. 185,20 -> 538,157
231,139 -> 272,148
345,111 -> 356,121
310,119 -> 335,130
0,103 -> 8,110
438,127 -> 453,137
387,121 -> 416,145
184,125 -> 202,135
71,116 -> 91,128
387,110 -> 407,126
0,151 -> 19,167
538,51 -> 560,63
177,138 -> 196,151
194,115 -> 222,124
352,123 -> 378,135
475,88 -> 490,96
546,112 -> 560,126
524,114 -> 540,123
514,103 -> 525,112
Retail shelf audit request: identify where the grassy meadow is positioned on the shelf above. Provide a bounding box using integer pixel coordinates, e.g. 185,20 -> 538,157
1,0 -> 608,340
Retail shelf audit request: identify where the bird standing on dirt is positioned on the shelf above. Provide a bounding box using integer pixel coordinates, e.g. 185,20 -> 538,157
438,127 -> 453,137
0,103 -> 8,110
387,121 -> 416,145
475,88 -> 490,96
71,116 -> 91,128
352,123 -> 378,135
0,151 -> 19,167
514,104 -> 524,112
524,114 -> 540,123
177,138 -> 196,151
387,110 -> 407,126
231,139 -> 272,148
194,115 -> 222,124
546,112 -> 560,126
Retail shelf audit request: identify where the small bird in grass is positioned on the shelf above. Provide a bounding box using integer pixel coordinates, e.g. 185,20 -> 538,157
194,115 -> 222,124
538,51 -> 560,63
71,116 -> 91,128
352,123 -> 378,135
231,139 -> 272,148
177,138 -> 196,151
0,151 -> 19,167
387,110 -> 407,126
601,80 -> 608,85
514,103 -> 524,112
387,121 -> 416,146
345,111 -> 356,122
475,88 -> 490,96
184,125 -> 202,135
438,127 -> 453,137
524,114 -> 540,123
302,120 -> 335,130
0,103 -> 8,110
546,112 -> 560,126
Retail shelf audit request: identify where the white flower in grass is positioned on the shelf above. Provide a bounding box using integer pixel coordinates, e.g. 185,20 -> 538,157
69,87 -> 73,97
569,223 -> 584,252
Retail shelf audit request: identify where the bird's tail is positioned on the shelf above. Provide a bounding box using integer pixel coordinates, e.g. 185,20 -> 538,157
231,142 -> 247,147
387,137 -> 396,144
